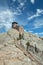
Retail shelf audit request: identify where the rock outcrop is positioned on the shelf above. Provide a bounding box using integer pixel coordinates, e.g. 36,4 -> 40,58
0,29 -> 43,65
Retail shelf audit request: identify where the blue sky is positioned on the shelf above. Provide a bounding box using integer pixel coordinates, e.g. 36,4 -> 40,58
0,0 -> 43,37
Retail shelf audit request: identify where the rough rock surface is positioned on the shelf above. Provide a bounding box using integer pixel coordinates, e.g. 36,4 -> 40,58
23,32 -> 43,51
0,29 -> 43,65
0,43 -> 36,65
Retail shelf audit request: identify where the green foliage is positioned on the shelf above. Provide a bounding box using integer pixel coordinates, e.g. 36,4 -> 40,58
19,34 -> 22,39
26,41 -> 30,51
17,33 -> 24,40
26,41 -> 30,46
17,34 -> 24,40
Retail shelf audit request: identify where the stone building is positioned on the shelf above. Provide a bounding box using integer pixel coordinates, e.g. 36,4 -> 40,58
12,22 -> 24,36
12,22 -> 18,28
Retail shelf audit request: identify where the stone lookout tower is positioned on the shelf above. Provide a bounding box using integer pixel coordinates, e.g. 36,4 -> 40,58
12,22 -> 24,37
12,22 -> 18,28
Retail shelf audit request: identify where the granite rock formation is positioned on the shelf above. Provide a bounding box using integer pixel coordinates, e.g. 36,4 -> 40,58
0,28 -> 43,65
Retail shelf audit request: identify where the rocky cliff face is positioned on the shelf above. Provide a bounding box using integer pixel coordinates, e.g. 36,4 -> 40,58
0,29 -> 43,65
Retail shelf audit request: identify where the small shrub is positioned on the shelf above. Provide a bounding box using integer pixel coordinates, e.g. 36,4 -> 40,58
26,41 -> 30,51
26,41 -> 30,46
17,34 -> 24,40
35,44 -> 38,53
19,34 -> 24,39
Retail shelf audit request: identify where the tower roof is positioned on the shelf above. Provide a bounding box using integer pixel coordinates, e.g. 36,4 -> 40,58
12,22 -> 18,24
